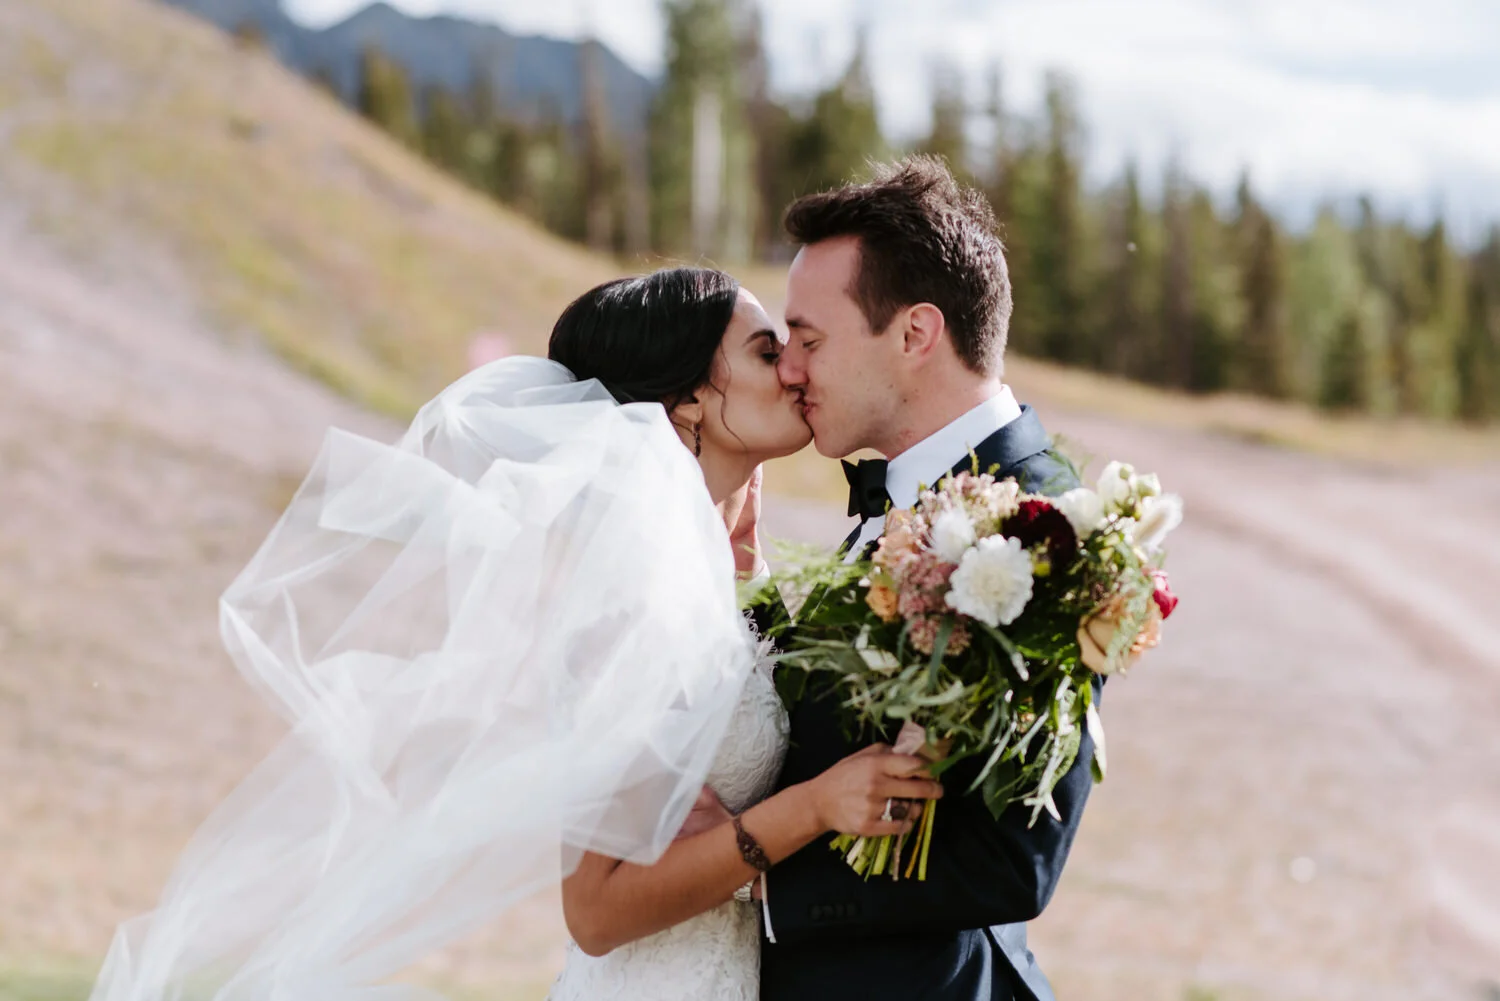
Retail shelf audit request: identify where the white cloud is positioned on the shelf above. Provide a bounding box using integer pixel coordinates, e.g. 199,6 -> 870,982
282,0 -> 1500,233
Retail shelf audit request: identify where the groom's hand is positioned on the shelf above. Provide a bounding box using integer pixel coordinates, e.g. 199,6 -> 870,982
728,466 -> 764,578
674,785 -> 732,840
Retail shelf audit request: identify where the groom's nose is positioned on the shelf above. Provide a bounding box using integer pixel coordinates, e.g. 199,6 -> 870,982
777,340 -> 807,389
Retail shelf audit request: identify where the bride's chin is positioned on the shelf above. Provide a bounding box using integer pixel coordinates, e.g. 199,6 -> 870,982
774,429 -> 814,459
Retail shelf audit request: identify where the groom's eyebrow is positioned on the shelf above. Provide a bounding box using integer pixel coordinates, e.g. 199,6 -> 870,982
785,316 -> 817,333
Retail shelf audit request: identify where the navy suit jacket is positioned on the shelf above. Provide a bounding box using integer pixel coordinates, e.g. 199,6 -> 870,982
758,407 -> 1099,1001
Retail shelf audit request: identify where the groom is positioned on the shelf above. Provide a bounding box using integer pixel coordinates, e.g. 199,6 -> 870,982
757,157 -> 1099,1001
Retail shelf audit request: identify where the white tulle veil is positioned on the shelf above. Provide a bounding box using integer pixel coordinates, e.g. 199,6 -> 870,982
90,356 -> 756,1001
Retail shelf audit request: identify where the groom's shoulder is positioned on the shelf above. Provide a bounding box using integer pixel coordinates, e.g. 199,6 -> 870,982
1011,446 -> 1080,497
971,404 -> 1080,497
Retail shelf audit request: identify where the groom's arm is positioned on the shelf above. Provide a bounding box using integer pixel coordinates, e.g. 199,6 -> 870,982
763,676 -> 1100,943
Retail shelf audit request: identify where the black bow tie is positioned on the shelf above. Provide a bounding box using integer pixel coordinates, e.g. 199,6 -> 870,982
842,459 -> 892,521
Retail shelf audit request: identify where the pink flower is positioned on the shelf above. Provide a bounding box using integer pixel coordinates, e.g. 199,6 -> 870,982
906,617 -> 970,658
899,587 -> 939,619
947,622 -> 972,655
915,559 -> 956,592
907,617 -> 939,655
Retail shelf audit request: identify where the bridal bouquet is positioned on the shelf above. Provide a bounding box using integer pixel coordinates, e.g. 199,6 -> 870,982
770,459 -> 1181,881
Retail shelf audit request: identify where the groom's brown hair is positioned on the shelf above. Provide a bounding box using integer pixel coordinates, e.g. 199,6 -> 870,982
783,155 -> 1011,376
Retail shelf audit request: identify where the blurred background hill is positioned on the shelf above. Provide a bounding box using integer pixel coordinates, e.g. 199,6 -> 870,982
1,1 -> 1498,1000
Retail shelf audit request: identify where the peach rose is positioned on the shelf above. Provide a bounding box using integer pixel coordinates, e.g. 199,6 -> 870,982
866,582 -> 900,623
1077,598 -> 1162,676
879,508 -> 918,559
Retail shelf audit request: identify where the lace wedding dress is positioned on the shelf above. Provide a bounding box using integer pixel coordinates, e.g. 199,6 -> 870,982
547,631 -> 789,1001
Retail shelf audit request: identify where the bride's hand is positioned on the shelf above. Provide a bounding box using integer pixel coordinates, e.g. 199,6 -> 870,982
675,785 -> 732,840
805,744 -> 943,838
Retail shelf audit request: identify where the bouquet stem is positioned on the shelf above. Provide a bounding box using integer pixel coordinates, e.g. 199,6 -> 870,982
828,800 -> 939,881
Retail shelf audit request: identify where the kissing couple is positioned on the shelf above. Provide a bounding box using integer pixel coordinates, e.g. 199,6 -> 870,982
91,156 -> 1099,1001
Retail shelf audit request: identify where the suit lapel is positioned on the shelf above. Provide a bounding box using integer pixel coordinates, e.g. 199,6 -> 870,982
949,405 -> 1052,483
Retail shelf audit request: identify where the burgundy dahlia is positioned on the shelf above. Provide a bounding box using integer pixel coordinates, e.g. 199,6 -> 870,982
1003,498 -> 1078,568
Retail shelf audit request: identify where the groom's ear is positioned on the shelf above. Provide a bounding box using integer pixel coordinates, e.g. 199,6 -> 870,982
901,303 -> 947,363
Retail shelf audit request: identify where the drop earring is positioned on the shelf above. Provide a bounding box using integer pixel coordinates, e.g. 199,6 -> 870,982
693,423 -> 703,457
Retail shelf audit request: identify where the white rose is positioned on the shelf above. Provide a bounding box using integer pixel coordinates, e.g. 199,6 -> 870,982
931,508 -> 977,563
1055,488 -> 1105,538
1096,461 -> 1136,515
945,535 -> 1034,628
1134,493 -> 1183,553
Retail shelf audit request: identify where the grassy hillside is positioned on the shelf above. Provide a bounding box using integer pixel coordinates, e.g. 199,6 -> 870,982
1,0 -> 624,416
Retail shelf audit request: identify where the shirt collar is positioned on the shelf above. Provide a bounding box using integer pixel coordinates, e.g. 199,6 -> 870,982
885,388 -> 1022,509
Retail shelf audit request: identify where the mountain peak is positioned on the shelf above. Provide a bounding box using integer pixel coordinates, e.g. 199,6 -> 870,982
158,0 -> 654,131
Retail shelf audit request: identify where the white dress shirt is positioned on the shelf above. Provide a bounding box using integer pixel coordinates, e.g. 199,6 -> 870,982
845,387 -> 1023,560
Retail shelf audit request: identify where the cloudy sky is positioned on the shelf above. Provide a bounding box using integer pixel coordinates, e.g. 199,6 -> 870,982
284,0 -> 1500,237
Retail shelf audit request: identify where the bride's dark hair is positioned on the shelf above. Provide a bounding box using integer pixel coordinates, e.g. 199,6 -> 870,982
547,267 -> 741,411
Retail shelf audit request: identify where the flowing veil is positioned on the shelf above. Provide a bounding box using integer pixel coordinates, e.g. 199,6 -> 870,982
90,356 -> 756,1001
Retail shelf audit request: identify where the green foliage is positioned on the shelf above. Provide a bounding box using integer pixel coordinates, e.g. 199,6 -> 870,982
1033,73 -> 1089,366
781,43 -> 886,200
355,47 -> 418,149
649,0 -> 756,259
920,67 -> 968,175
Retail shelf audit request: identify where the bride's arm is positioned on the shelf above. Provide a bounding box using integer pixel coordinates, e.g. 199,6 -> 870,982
561,746 -> 941,957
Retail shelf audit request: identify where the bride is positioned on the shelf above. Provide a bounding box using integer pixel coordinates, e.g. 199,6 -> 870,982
89,267 -> 940,1001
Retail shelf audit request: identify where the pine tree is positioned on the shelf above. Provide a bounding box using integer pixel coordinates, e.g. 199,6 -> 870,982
579,38 -> 619,252
648,0 -> 756,259
1158,160 -> 1194,389
784,29 -> 885,200
1102,161 -> 1153,378
921,66 -> 968,176
1235,175 -> 1288,397
1320,311 -> 1368,410
421,84 -> 469,175
1457,231 -> 1500,422
1409,218 -> 1464,418
1033,72 -> 1087,365
741,2 -> 786,256
981,63 -> 1041,359
489,121 -> 532,211
356,47 -> 419,149
1350,197 -> 1400,415
1185,188 -> 1241,392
